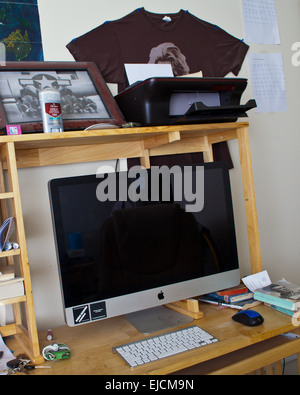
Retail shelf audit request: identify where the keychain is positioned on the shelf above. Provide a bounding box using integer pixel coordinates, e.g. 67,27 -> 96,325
6,355 -> 30,375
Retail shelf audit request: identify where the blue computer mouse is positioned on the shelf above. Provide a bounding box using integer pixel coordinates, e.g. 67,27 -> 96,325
232,310 -> 264,327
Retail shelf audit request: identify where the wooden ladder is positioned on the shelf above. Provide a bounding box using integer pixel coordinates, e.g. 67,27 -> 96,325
0,142 -> 43,364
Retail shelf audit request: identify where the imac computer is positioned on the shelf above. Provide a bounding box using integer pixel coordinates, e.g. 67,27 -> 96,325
49,161 -> 240,332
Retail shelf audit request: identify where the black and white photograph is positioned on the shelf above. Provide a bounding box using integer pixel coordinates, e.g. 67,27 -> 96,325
0,61 -> 125,133
0,69 -> 110,124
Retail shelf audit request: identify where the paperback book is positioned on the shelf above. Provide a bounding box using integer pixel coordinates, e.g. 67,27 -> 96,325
0,277 -> 24,300
206,290 -> 254,303
254,278 -> 300,312
208,284 -> 249,296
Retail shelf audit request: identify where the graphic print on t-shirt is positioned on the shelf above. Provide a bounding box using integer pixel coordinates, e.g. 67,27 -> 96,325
148,42 -> 190,76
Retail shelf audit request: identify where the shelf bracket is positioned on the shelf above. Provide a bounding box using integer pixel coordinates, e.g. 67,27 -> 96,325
140,131 -> 181,168
143,131 -> 181,150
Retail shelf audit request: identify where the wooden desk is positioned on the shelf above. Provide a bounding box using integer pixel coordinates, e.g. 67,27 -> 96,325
0,122 -> 262,364
5,304 -> 300,375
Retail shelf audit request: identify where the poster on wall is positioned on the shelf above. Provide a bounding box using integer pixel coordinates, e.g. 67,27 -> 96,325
0,0 -> 43,62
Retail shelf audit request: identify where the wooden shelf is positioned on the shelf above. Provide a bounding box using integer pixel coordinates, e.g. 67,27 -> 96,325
0,192 -> 14,199
0,295 -> 26,306
0,248 -> 20,258
0,122 -> 247,169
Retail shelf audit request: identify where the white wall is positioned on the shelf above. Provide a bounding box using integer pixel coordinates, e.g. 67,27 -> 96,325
15,0 -> 300,330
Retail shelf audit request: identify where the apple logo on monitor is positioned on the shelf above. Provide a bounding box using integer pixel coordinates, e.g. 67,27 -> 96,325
158,291 -> 165,300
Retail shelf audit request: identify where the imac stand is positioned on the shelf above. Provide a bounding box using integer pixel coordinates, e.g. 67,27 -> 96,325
125,299 -> 204,334
125,306 -> 193,334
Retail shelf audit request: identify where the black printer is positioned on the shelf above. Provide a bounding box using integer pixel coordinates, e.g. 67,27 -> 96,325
115,77 -> 256,126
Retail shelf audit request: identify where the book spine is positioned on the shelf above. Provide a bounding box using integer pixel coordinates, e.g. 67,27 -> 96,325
254,291 -> 295,311
217,287 -> 248,296
265,303 -> 294,317
207,292 -> 253,303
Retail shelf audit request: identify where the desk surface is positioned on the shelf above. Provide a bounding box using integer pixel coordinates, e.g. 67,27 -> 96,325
5,303 -> 299,375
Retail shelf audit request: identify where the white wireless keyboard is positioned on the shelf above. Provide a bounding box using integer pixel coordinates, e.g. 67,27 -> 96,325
113,325 -> 218,368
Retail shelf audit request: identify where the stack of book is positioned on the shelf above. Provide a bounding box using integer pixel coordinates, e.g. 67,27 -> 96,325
0,265 -> 24,300
253,278 -> 300,317
199,284 -> 256,310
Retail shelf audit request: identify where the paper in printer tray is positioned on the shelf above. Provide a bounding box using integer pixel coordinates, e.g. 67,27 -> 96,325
115,77 -> 256,126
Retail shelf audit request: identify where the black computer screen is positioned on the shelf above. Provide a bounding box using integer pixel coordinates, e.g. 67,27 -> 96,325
49,162 -> 239,314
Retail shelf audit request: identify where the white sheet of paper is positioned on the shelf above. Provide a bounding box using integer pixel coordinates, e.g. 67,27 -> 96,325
125,63 -> 174,85
0,333 -> 15,375
248,52 -> 287,113
242,270 -> 272,292
242,0 -> 280,44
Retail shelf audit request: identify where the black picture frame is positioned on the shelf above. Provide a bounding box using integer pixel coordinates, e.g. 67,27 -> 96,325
0,61 -> 125,134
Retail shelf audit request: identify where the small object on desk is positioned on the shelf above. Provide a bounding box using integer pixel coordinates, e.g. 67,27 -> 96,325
198,296 -> 242,310
47,329 -> 53,341
6,125 -> 22,135
0,351 -> 3,360
280,332 -> 300,340
12,242 -> 19,250
6,358 -> 21,370
3,241 -> 12,251
232,309 -> 264,327
84,123 -> 118,130
121,122 -> 142,128
24,364 -> 51,370
4,241 -> 19,251
42,343 -> 70,361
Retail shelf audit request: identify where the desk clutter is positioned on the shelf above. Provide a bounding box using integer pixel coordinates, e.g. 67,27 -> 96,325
0,334 -> 49,375
198,283 -> 258,310
112,272 -> 300,369
243,271 -> 300,325
198,270 -> 300,327
0,328 -> 70,375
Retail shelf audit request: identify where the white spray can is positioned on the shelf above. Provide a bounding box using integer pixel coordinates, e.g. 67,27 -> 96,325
39,88 -> 64,133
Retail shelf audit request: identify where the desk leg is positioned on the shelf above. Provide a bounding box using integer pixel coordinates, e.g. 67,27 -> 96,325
237,126 -> 262,274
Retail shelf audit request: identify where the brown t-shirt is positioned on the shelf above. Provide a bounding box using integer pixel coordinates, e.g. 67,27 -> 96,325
67,8 -> 249,166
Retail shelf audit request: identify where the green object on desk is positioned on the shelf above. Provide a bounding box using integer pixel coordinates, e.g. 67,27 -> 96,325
42,343 -> 71,361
